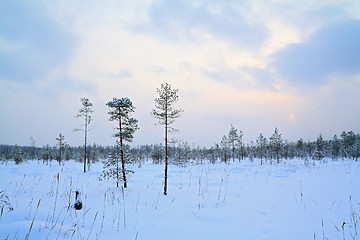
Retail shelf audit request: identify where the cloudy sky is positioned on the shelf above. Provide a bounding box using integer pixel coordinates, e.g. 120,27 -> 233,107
1,0 -> 360,147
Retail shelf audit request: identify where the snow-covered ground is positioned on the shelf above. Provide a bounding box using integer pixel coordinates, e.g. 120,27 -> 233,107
0,158 -> 359,239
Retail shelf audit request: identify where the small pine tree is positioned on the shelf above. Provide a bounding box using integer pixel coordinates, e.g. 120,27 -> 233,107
354,134 -> 360,161
228,125 -> 239,162
151,144 -> 163,164
269,127 -> 283,163
220,135 -> 230,163
236,129 -> 244,161
331,135 -> 341,160
296,138 -> 305,159
64,144 -> 72,160
314,134 -> 325,160
256,133 -> 267,164
99,143 -> 134,187
209,146 -> 217,164
56,133 -> 66,164
40,144 -> 53,162
12,145 -> 23,164
29,137 -> 37,160
341,131 -> 356,159
89,143 -> 99,163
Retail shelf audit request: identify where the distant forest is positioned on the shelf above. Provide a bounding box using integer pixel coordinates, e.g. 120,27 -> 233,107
1,129 -> 360,165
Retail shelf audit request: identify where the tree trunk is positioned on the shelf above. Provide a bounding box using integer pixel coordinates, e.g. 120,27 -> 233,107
164,102 -> 168,196
164,124 -> 168,195
58,144 -> 62,164
119,113 -> 127,188
232,142 -> 235,162
84,115 -> 87,173
116,151 -> 119,188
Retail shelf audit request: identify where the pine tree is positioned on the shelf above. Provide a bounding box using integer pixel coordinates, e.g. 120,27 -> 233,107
12,145 -> 23,164
220,135 -> 230,163
236,129 -> 244,161
306,140 -> 315,159
99,144 -> 134,187
208,146 -> 217,164
1,146 -> 11,161
151,83 -> 183,195
269,127 -> 283,163
89,143 -> 99,163
29,137 -> 36,160
256,133 -> 267,164
331,135 -> 341,159
175,141 -> 191,166
341,131 -> 356,159
64,144 -> 72,160
106,97 -> 138,188
354,134 -> 360,161
40,144 -> 53,162
151,144 -> 163,164
314,134 -> 325,160
296,138 -> 305,159
347,131 -> 356,159
248,142 -> 256,161
228,125 -> 239,162
55,133 -> 66,164
74,97 -> 94,173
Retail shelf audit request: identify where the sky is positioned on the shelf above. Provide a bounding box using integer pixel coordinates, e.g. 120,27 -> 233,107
1,0 -> 360,147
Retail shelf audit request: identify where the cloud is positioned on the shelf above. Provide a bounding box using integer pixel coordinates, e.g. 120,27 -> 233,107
134,0 -> 268,48
110,70 -> 133,79
0,0 -> 76,83
271,19 -> 360,86
1,0 -> 360,147
204,66 -> 276,90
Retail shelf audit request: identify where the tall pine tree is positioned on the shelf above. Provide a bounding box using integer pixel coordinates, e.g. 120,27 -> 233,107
105,97 -> 139,188
74,97 -> 93,173
151,83 -> 183,195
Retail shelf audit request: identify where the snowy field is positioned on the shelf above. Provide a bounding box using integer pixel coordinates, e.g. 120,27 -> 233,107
1,159 -> 359,240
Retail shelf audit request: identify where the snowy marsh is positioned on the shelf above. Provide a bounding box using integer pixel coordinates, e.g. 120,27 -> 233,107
0,159 -> 359,239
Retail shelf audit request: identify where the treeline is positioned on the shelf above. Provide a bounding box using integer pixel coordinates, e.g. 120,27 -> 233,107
210,127 -> 360,164
132,130 -> 360,165
0,144 -> 109,164
2,129 -> 360,165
